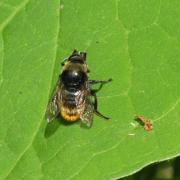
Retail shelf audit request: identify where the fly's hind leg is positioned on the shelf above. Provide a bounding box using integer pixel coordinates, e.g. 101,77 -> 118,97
91,90 -> 110,120
89,78 -> 112,93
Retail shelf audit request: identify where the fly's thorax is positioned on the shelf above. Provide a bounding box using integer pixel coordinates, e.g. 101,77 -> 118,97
60,62 -> 88,91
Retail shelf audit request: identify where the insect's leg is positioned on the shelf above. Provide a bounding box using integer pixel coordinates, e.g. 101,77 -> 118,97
72,49 -> 78,54
89,78 -> 112,93
62,49 -> 79,66
89,78 -> 112,85
91,90 -> 110,120
61,58 -> 68,66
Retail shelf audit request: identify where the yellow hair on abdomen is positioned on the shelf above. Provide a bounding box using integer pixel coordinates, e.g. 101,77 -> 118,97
60,106 -> 80,122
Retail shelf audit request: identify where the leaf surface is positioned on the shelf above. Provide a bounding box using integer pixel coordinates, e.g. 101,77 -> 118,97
0,0 -> 180,179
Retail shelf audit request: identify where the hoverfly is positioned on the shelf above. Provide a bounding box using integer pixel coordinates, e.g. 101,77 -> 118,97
45,50 -> 112,127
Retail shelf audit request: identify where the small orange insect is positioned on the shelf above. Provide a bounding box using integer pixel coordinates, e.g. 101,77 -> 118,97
135,115 -> 153,131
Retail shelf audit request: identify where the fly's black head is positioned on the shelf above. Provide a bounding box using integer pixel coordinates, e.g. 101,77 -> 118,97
61,69 -> 87,91
68,49 -> 86,64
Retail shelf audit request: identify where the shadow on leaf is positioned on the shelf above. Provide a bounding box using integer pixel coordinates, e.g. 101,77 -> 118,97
44,115 -> 79,138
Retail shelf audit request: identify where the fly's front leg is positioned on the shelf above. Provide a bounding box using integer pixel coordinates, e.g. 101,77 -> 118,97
91,90 -> 110,120
89,78 -> 112,93
61,49 -> 78,66
61,58 -> 68,66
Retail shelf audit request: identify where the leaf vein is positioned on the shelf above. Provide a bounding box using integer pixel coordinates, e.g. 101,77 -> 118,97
154,97 -> 180,122
0,0 -> 30,32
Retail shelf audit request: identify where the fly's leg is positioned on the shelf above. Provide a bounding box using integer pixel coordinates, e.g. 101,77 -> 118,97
61,58 -> 68,66
89,78 -> 112,119
61,50 -> 78,66
91,90 -> 110,120
89,78 -> 112,84
89,78 -> 112,93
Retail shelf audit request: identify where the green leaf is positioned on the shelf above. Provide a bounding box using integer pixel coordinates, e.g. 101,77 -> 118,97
0,0 -> 180,179
0,0 -> 59,179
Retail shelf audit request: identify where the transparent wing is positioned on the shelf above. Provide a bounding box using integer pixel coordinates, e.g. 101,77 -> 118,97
80,95 -> 94,127
45,81 -> 61,123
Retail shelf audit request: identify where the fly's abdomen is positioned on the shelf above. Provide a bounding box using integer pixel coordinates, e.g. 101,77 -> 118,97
64,92 -> 76,106
60,106 -> 80,121
59,90 -> 81,122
